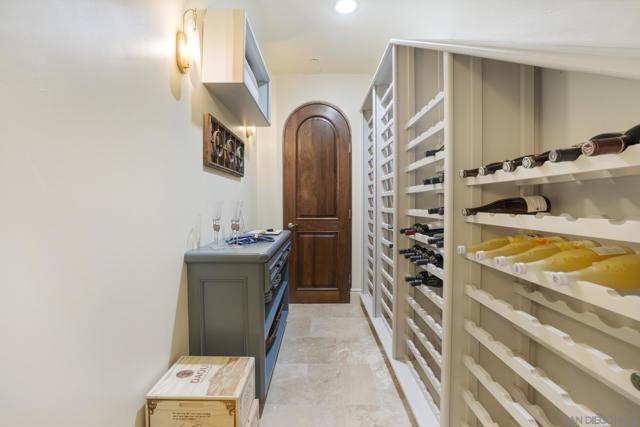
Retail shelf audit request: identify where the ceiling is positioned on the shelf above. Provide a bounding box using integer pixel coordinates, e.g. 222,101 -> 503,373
235,0 -> 640,76
253,0 -> 434,75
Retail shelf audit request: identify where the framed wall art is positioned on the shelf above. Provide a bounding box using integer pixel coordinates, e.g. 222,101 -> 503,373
203,113 -> 245,177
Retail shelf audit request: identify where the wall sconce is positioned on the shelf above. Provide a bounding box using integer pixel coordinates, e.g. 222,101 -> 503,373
245,127 -> 256,138
176,9 -> 197,74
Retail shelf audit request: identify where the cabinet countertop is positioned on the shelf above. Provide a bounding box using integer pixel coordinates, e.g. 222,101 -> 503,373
184,230 -> 291,264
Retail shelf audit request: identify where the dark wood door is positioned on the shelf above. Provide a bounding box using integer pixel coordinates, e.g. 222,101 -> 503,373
283,103 -> 351,303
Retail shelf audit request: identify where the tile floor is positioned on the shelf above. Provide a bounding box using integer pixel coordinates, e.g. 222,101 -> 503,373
260,297 -> 414,427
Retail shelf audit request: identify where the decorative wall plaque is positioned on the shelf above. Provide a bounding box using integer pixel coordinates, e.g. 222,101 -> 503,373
203,113 -> 245,177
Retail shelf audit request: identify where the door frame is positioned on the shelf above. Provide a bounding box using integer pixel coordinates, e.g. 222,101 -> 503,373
282,101 -> 353,303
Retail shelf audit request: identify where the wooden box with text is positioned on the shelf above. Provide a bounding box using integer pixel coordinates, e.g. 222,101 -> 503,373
145,356 -> 258,427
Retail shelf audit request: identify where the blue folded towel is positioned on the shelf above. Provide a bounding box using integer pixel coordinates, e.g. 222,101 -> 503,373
225,233 -> 275,246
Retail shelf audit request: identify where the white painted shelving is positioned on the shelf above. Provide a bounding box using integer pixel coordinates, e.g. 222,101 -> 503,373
361,39 -> 640,427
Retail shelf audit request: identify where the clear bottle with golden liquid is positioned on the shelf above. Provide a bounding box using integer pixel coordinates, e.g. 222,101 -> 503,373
457,234 -> 538,256
494,240 -> 598,267
512,245 -> 635,275
551,254 -> 640,290
475,236 -> 566,261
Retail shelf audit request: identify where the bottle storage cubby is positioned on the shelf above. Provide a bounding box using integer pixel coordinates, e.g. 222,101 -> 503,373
361,40 -> 640,427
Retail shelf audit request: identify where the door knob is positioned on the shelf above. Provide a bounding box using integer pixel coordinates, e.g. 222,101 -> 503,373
287,222 -> 298,229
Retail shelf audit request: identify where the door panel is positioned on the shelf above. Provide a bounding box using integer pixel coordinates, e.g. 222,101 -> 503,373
284,103 -> 351,303
297,231 -> 339,290
296,118 -> 338,218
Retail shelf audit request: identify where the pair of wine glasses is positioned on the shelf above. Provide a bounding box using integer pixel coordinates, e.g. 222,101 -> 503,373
212,201 -> 244,248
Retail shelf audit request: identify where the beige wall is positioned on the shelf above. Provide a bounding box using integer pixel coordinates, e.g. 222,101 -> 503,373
0,0 -> 262,425
255,74 -> 371,292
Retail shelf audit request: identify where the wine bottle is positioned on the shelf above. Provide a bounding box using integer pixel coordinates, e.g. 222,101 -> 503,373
478,162 -> 504,176
401,246 -> 424,258
502,155 -> 529,173
549,146 -> 583,163
428,207 -> 445,215
423,172 -> 445,185
459,168 -> 479,178
400,224 -> 444,236
475,236 -> 566,261
551,254 -> 640,290
522,151 -> 551,168
549,132 -> 623,163
581,125 -> 640,156
494,240 -> 598,267
405,272 -> 443,288
512,245 -> 635,275
462,196 -> 551,217
457,234 -> 537,255
425,145 -> 444,158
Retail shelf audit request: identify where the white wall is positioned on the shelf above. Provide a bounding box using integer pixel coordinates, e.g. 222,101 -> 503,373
255,74 -> 371,292
0,0 -> 262,425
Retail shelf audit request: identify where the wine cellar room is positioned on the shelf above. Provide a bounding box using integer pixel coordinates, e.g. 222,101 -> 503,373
2,1 -> 640,427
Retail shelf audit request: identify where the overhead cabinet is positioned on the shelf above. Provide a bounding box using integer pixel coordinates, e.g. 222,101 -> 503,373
202,9 -> 271,126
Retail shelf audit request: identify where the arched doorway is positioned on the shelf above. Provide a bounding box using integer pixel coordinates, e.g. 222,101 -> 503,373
283,102 -> 352,303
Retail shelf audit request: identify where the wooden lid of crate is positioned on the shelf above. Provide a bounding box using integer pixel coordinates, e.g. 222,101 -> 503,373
146,356 -> 254,400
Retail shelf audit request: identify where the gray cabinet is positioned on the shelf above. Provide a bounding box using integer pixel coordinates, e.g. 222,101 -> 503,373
184,231 -> 291,399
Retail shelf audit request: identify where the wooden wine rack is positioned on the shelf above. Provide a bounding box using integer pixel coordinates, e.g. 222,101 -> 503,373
360,40 -> 640,427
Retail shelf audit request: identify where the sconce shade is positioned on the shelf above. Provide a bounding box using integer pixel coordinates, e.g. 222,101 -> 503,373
176,31 -> 189,73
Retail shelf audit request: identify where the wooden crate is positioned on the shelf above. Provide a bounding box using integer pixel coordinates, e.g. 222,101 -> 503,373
145,356 -> 258,427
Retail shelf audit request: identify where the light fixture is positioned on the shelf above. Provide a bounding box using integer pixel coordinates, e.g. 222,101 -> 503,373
245,126 -> 256,138
335,0 -> 358,14
176,9 -> 197,74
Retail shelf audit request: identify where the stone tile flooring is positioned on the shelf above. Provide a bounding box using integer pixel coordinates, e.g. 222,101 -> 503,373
260,297 -> 414,427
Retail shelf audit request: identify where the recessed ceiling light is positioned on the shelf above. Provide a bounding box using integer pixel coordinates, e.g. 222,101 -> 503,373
335,0 -> 358,14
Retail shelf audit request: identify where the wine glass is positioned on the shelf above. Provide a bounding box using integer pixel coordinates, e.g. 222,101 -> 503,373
229,200 -> 244,247
212,201 -> 223,248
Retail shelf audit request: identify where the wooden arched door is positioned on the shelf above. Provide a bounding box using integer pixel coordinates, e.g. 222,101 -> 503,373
283,103 -> 352,303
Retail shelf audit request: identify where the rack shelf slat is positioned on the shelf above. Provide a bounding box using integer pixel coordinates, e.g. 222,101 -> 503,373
381,268 -> 394,284
407,339 -> 442,395
381,297 -> 393,319
465,320 -> 607,426
381,282 -> 394,302
406,121 -> 444,150
465,212 -> 640,244
381,84 -> 393,105
508,386 -> 559,427
515,283 -> 640,348
407,296 -> 443,339
463,144 -> 640,186
381,154 -> 394,167
408,318 -> 442,366
406,150 -> 445,172
380,119 -> 394,136
406,91 -> 445,129
463,355 -> 538,427
465,284 -> 640,406
464,254 -> 640,322
462,390 -> 499,427
406,183 -> 444,194
408,361 -> 441,420
405,209 -> 444,221
415,282 -> 444,309
421,263 -> 444,281
381,253 -> 394,268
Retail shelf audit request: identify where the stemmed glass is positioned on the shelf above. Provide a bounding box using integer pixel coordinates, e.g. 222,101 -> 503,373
212,201 -> 224,248
229,200 -> 244,247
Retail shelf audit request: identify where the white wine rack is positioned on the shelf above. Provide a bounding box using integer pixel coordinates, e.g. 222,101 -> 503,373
360,40 -> 640,426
